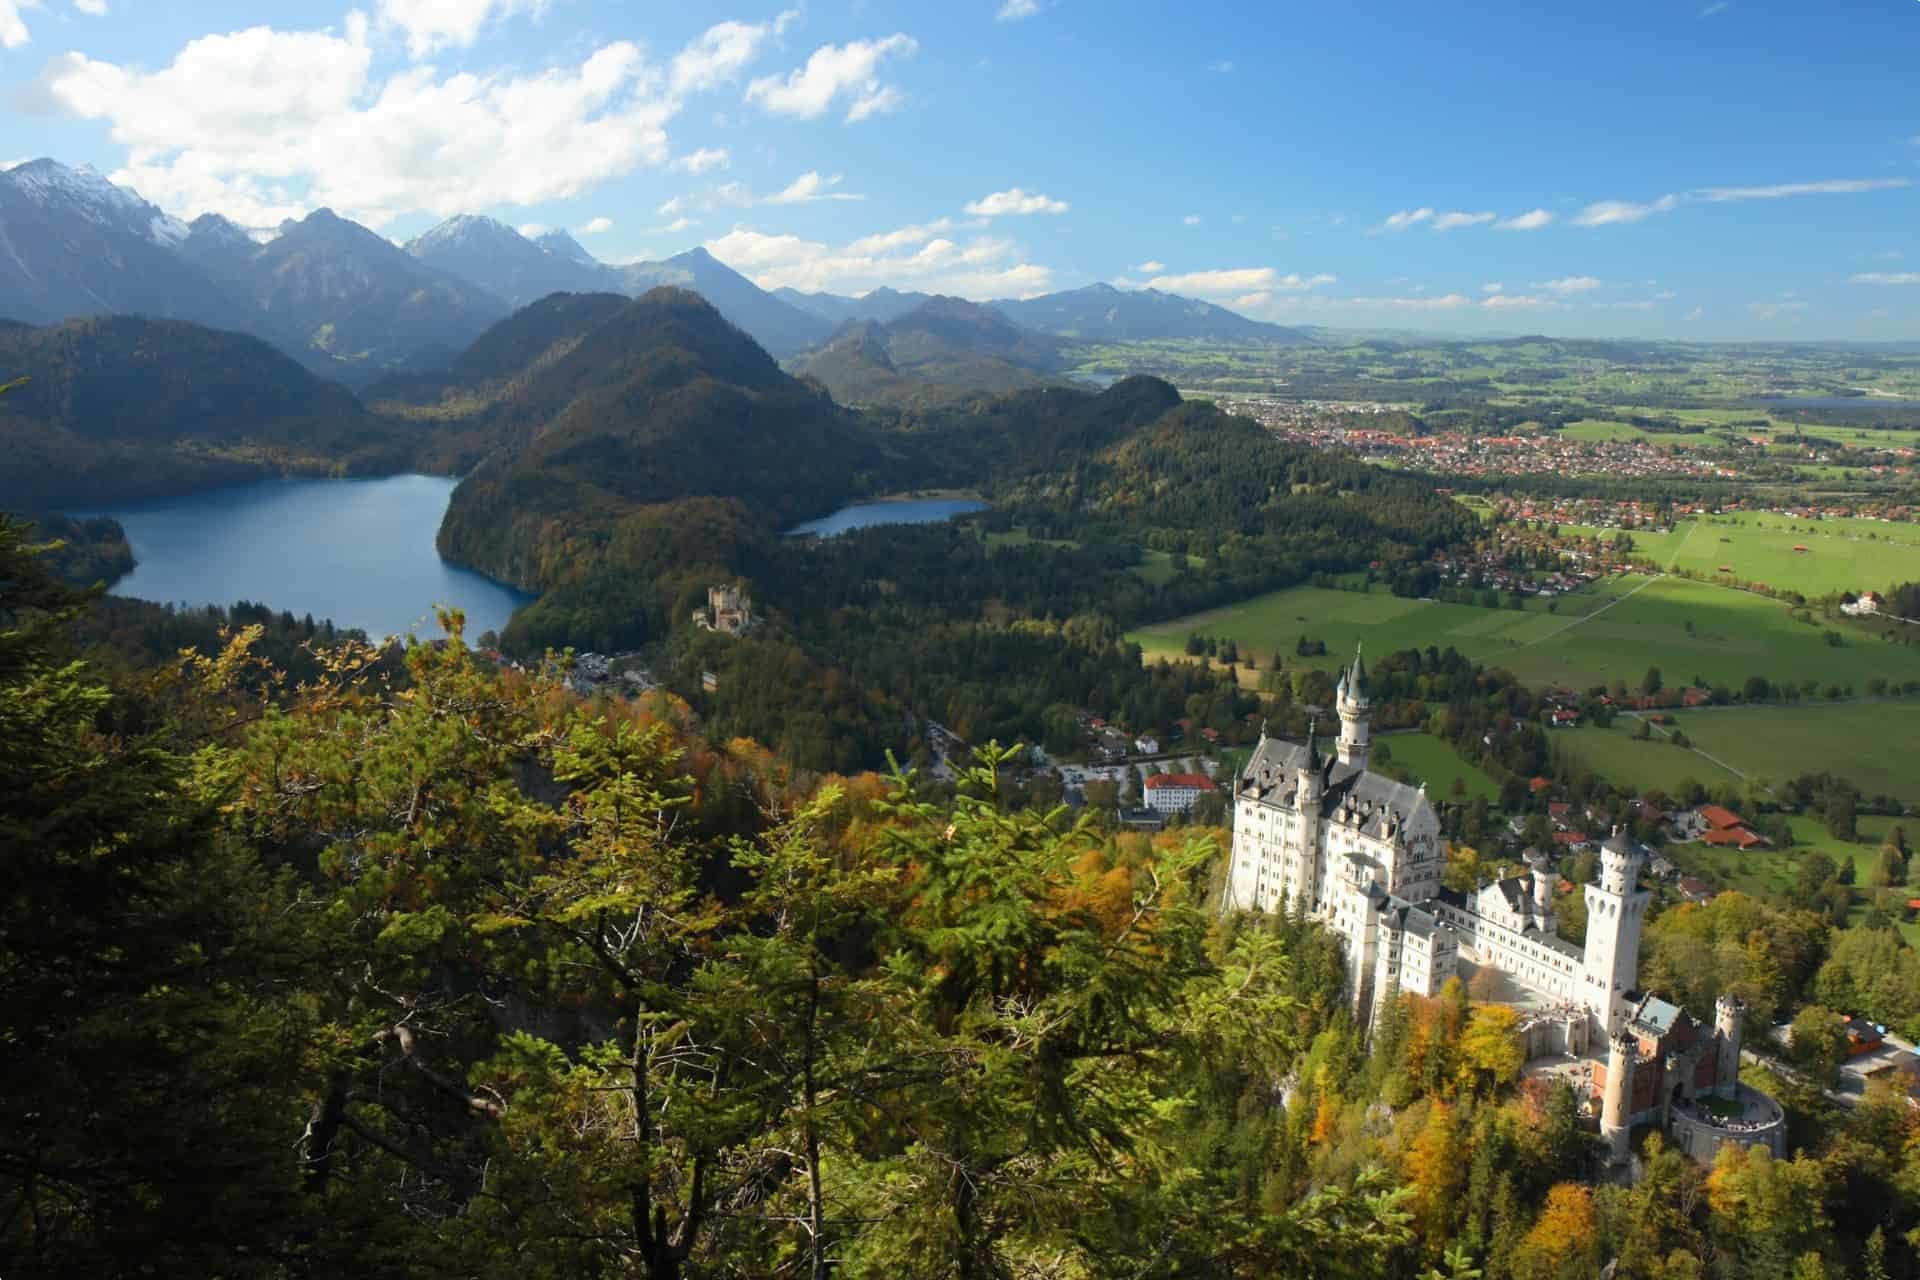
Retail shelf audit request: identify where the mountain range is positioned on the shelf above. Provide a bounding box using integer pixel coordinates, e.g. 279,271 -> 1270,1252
0,157 -> 1311,390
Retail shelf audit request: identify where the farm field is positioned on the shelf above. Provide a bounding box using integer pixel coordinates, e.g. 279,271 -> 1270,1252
1131,577 -> 1639,674
1560,420 -> 1714,447
1372,732 -> 1500,802
1559,700 -> 1920,804
1130,574 -> 1920,695
1553,522 -> 1697,565
1661,512 -> 1920,597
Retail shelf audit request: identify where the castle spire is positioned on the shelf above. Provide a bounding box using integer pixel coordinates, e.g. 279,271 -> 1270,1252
1335,643 -> 1371,771
1305,716 -> 1321,768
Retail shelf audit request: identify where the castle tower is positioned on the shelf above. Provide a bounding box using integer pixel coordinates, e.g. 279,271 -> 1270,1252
1581,828 -> 1650,1032
1525,847 -> 1558,920
1714,994 -> 1745,1098
1601,1026 -> 1636,1165
1335,646 -> 1371,770
1292,722 -> 1326,911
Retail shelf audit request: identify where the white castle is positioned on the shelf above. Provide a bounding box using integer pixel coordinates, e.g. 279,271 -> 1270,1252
1225,649 -> 1781,1166
1225,649 -> 1644,1044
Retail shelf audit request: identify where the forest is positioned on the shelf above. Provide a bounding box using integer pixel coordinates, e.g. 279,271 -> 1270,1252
15,508 -> 1920,1279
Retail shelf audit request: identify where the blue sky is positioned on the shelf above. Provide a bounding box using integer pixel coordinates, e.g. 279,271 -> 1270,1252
3,0 -> 1917,339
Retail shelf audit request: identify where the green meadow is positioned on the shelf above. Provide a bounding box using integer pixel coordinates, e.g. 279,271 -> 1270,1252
1659,512 -> 1920,598
1131,573 -> 1920,695
1372,732 -> 1501,802
1559,700 -> 1920,803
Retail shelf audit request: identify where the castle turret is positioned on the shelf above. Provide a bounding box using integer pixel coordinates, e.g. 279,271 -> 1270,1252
1714,994 -> 1745,1098
1335,645 -> 1371,770
1292,721 -> 1326,911
1524,847 -> 1557,918
1601,1026 -> 1636,1165
1582,827 -> 1650,1032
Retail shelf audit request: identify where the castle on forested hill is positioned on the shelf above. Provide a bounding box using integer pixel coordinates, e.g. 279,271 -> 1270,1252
1224,648 -> 1782,1165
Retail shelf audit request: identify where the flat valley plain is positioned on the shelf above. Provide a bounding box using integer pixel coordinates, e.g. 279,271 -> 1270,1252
1558,512 -> 1920,600
1129,574 -> 1920,695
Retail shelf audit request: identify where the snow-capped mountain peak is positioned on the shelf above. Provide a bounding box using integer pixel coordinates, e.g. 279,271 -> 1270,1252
4,158 -> 189,247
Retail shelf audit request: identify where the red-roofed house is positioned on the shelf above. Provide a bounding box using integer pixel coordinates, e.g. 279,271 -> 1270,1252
1143,772 -> 1219,815
1696,804 -> 1769,850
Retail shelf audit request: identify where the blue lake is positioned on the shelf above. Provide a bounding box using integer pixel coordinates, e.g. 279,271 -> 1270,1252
1751,396 -> 1920,410
786,497 -> 987,537
84,474 -> 530,641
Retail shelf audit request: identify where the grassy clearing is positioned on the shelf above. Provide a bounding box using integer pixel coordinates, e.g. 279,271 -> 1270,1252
1559,701 -> 1920,803
1663,512 -> 1920,598
982,527 -> 1080,551
1373,732 -> 1501,802
1129,548 -> 1207,585
1130,574 -> 1920,696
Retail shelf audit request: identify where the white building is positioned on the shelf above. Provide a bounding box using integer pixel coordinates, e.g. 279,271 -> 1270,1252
1840,592 -> 1883,617
1224,649 -> 1648,1040
1143,772 -> 1217,815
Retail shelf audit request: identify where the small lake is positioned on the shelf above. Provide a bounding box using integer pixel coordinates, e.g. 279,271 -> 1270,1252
84,474 -> 531,641
785,497 -> 987,537
1750,396 -> 1920,410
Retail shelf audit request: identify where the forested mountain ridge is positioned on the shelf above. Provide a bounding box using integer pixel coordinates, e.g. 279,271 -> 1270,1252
786,295 -> 1069,406
435,287 -> 880,597
615,247 -> 833,356
992,282 -> 1313,344
0,315 -> 413,507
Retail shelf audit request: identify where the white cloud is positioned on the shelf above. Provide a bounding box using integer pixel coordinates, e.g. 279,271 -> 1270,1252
374,0 -> 549,60
1750,300 -> 1807,319
670,11 -> 797,95
764,170 -> 862,204
39,17 -> 743,228
1431,210 -> 1495,231
1480,282 -> 1504,294
1572,194 -> 1679,226
652,216 -> 694,233
963,187 -> 1069,216
1182,214 -> 1201,226
705,222 -> 1052,297
1375,207 -> 1432,233
1693,177 -> 1909,202
1136,259 -> 1165,273
74,0 -> 106,14
1344,293 -> 1472,311
996,0 -> 1039,20
672,146 -> 730,174
1701,1 -> 1732,16
1850,272 -> 1920,285
1145,267 -> 1334,295
578,215 -> 613,234
0,0 -> 39,49
1654,289 -> 1676,300
1232,292 -> 1271,309
745,34 -> 917,123
1207,59 -> 1234,73
1495,208 -> 1553,231
1532,275 -> 1602,294
1483,293 -> 1557,310
517,221 -> 546,237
